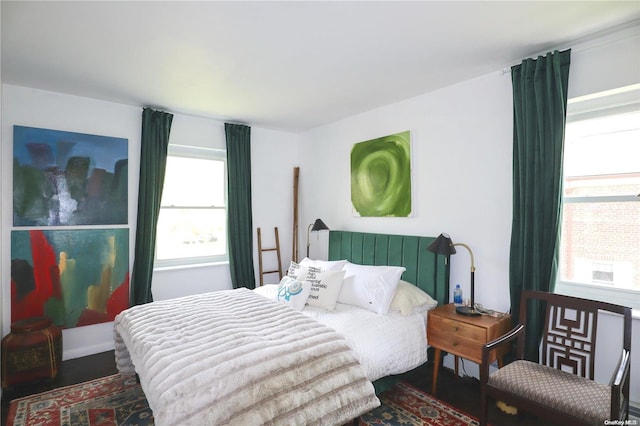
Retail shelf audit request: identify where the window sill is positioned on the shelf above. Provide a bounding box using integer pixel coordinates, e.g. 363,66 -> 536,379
154,260 -> 229,272
555,280 -> 640,313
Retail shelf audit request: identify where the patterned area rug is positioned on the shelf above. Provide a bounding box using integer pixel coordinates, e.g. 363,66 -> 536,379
6,374 -> 153,426
360,382 -> 482,426
7,376 -> 479,426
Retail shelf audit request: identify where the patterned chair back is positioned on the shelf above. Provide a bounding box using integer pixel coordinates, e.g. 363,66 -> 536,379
541,303 -> 597,380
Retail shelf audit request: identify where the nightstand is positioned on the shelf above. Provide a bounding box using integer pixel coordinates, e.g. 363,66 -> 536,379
427,303 -> 511,395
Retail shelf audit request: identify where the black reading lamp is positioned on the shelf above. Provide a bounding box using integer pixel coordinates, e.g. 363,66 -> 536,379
427,233 -> 480,316
306,219 -> 329,257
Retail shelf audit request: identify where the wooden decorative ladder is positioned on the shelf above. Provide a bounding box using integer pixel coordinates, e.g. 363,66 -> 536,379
257,227 -> 283,286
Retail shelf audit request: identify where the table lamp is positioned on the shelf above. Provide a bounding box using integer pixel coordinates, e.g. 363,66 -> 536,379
427,233 -> 479,316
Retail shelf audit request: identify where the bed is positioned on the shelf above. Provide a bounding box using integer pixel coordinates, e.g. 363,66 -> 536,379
326,230 -> 451,391
113,230 -> 450,425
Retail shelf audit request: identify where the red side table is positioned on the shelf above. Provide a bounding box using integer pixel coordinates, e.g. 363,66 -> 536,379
1,317 -> 63,388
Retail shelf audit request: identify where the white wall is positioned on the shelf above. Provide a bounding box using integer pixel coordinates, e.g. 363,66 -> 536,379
297,25 -> 640,402
298,64 -> 514,311
1,84 -> 300,359
567,25 -> 640,99
251,126 -> 302,282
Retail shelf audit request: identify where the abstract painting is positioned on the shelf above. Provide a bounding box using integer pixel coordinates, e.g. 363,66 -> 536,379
351,131 -> 412,217
11,229 -> 130,328
13,126 -> 128,226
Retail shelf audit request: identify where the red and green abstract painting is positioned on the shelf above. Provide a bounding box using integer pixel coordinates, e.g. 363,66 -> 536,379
11,229 -> 130,328
13,125 -> 128,226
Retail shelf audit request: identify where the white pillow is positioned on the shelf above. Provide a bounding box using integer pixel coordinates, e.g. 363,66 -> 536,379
276,276 -> 312,311
305,269 -> 346,311
338,262 -> 405,315
390,280 -> 438,316
253,284 -> 279,300
299,257 -> 348,272
287,261 -> 319,281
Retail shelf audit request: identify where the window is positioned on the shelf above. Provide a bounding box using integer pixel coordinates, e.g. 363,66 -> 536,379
154,145 -> 227,268
556,85 -> 640,310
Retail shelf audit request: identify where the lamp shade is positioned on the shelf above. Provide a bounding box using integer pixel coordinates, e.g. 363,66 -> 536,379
310,218 -> 329,232
426,233 -> 456,256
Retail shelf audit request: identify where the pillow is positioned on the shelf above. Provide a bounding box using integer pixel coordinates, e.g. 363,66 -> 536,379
286,261 -> 319,281
305,269 -> 346,311
299,257 -> 347,272
253,284 -> 279,300
338,262 -> 405,314
390,280 -> 438,316
276,276 -> 312,311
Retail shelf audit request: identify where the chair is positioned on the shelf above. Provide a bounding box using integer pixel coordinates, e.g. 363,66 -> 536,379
479,290 -> 631,426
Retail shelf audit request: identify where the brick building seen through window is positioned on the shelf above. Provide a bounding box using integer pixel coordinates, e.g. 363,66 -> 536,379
558,103 -> 639,300
560,173 -> 640,291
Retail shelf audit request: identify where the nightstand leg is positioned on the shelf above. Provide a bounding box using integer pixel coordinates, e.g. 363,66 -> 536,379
454,355 -> 459,378
431,348 -> 442,395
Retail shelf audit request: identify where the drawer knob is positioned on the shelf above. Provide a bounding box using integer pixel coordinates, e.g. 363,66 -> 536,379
452,342 -> 459,347
453,326 -> 459,331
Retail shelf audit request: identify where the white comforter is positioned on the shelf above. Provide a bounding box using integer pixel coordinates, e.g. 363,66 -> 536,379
254,284 -> 429,382
113,288 -> 379,426
303,304 -> 428,381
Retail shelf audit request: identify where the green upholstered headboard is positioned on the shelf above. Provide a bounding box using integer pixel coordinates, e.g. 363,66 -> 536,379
328,230 -> 450,307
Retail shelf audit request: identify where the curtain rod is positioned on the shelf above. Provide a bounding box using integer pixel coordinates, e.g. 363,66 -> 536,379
499,19 -> 639,77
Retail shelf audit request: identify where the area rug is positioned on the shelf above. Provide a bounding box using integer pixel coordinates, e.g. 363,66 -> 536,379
6,374 -> 152,426
7,376 -> 479,426
360,381 -> 482,426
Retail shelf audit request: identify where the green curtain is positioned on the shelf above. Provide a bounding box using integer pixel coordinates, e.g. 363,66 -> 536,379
225,123 -> 256,289
509,49 -> 571,362
131,108 -> 173,305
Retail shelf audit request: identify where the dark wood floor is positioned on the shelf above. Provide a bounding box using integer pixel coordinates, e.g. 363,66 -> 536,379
1,351 -> 551,425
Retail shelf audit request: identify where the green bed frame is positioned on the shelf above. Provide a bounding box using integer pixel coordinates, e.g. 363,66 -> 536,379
327,230 -> 451,393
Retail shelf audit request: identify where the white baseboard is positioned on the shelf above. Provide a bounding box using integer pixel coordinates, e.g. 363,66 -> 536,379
63,341 -> 114,361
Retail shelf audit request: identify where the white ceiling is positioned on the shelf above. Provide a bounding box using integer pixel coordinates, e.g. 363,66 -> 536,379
2,1 -> 639,132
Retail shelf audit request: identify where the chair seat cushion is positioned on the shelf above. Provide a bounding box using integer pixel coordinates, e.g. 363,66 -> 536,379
488,360 -> 611,425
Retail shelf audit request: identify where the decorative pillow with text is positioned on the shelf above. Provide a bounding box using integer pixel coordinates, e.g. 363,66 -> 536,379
299,257 -> 348,272
305,269 -> 346,311
287,261 -> 320,281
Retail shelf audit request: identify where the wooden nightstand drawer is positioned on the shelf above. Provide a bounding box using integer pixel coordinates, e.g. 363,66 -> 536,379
429,314 -> 486,343
429,329 -> 483,361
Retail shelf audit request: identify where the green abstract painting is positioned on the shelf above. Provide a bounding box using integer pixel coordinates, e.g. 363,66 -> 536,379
351,131 -> 412,217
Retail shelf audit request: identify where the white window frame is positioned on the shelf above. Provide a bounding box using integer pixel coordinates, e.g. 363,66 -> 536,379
555,84 -> 640,312
154,144 -> 228,269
